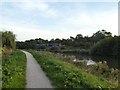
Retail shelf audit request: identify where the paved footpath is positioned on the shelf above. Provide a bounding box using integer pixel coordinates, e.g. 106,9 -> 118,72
22,51 -> 53,88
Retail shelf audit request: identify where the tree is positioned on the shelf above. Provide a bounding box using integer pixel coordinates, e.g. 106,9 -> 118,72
90,36 -> 119,57
75,34 -> 83,40
2,31 -> 16,49
91,30 -> 112,43
54,38 -> 61,43
70,36 -> 74,41
92,30 -> 105,43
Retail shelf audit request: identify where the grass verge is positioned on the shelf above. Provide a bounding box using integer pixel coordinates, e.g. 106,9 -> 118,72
29,50 -> 117,88
2,50 -> 26,88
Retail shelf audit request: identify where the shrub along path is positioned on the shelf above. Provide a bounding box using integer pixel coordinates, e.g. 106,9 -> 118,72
22,51 -> 53,88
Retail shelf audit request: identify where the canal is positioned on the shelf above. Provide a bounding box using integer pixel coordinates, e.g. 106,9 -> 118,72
61,53 -> 118,69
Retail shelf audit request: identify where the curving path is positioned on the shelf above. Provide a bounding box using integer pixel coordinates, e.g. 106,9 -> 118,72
22,51 -> 53,88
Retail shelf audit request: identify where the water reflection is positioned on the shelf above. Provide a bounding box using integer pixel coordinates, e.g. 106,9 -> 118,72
86,60 -> 96,65
63,53 -> 118,69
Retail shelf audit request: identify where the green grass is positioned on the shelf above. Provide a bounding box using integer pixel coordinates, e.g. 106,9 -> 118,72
0,48 -> 1,88
29,50 -> 117,88
2,50 -> 26,88
0,48 -> 2,54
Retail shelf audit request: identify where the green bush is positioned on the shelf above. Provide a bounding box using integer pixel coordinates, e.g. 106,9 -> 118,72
2,31 -> 16,49
2,50 -> 26,88
90,37 -> 119,57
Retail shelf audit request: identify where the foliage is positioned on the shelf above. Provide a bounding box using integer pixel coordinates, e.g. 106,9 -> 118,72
91,29 -> 112,43
16,38 -> 48,49
90,36 -> 119,57
73,61 -> 119,86
29,50 -> 116,88
16,30 -> 114,56
2,50 -> 26,88
32,50 -> 119,86
2,47 -> 13,56
2,31 -> 16,49
49,46 -> 60,51
0,48 -> 1,88
0,47 -> 1,52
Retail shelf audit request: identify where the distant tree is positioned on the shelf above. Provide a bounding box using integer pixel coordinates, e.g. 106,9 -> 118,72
92,30 -> 105,42
16,29 -> 114,52
75,34 -> 83,39
50,39 -> 55,43
91,30 -> 112,43
54,38 -> 61,43
70,36 -> 74,41
105,32 -> 112,37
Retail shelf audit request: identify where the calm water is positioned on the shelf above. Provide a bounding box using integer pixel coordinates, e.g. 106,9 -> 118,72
62,53 -> 118,69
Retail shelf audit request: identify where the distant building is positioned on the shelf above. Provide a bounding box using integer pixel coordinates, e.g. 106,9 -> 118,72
47,43 -> 61,47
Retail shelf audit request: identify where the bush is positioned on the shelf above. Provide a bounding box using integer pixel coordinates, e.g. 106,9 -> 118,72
90,37 -> 119,57
49,46 -> 60,51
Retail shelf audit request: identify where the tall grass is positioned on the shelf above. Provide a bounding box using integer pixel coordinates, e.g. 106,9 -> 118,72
0,48 -> 2,88
29,50 -> 117,88
2,50 -> 26,88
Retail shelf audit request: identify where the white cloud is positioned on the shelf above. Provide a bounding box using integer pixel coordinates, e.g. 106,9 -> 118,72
0,6 -> 118,41
9,0 -> 58,18
1,0 -> 119,2
0,19 -> 71,41
43,9 -> 58,18
12,0 -> 48,11
0,1 -> 118,41
61,8 -> 118,36
0,18 -> 88,41
0,0 -> 58,18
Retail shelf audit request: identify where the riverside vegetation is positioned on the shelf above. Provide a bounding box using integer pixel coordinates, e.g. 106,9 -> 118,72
2,50 -> 26,88
1,30 -> 119,88
29,50 -> 118,88
0,32 -> 1,88
17,30 -> 119,57
1,31 -> 26,88
40,51 -> 119,87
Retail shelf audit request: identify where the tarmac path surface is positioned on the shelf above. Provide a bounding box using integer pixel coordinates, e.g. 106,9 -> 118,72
22,51 -> 53,88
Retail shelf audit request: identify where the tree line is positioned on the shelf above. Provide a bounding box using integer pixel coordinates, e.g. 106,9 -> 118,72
16,29 -> 119,57
16,29 -> 112,49
1,30 -> 119,57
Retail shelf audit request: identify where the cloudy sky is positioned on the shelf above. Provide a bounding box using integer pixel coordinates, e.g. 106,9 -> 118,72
0,0 -> 119,41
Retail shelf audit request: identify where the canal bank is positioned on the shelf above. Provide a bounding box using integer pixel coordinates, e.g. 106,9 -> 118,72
28,50 -> 118,88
